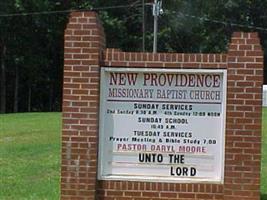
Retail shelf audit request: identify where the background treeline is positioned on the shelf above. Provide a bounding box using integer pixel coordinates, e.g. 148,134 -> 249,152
0,0 -> 267,113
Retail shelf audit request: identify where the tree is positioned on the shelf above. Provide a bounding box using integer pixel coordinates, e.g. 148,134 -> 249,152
0,40 -> 6,113
0,0 -> 66,112
0,0 -> 266,113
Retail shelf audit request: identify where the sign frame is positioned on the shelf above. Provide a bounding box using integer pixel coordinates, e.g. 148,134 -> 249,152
98,67 -> 227,184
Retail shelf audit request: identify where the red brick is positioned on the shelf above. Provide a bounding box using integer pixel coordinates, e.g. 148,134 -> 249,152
178,193 -> 195,198
246,38 -> 260,44
231,38 -> 246,44
239,44 -> 252,50
246,50 -> 263,57
232,32 -> 242,38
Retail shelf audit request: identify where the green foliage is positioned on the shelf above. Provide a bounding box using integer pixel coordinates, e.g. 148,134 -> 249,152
0,113 -> 61,199
0,0 -> 267,113
99,11 -> 128,49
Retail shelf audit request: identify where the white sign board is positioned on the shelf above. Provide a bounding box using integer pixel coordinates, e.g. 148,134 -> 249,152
263,85 -> 267,107
98,67 -> 227,183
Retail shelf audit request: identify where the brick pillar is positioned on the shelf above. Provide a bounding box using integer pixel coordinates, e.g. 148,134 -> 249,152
224,32 -> 263,200
61,11 -> 105,199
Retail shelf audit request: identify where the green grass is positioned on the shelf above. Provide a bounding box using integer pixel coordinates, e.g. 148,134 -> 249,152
0,111 -> 266,199
262,108 -> 267,200
0,113 -> 61,200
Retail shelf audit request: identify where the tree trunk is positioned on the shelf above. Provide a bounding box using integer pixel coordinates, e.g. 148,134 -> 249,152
28,86 -> 31,112
0,44 -> 6,114
13,65 -> 19,112
49,82 -> 54,112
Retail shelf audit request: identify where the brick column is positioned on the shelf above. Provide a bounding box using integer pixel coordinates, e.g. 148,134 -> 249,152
224,32 -> 263,200
61,11 -> 105,199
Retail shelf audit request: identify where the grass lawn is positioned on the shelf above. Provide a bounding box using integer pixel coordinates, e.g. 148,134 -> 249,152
0,113 -> 61,200
0,110 -> 266,199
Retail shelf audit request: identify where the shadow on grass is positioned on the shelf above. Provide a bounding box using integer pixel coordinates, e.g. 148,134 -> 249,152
262,194 -> 267,200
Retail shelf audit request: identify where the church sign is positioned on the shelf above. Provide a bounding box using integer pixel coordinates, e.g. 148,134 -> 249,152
98,67 -> 227,183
